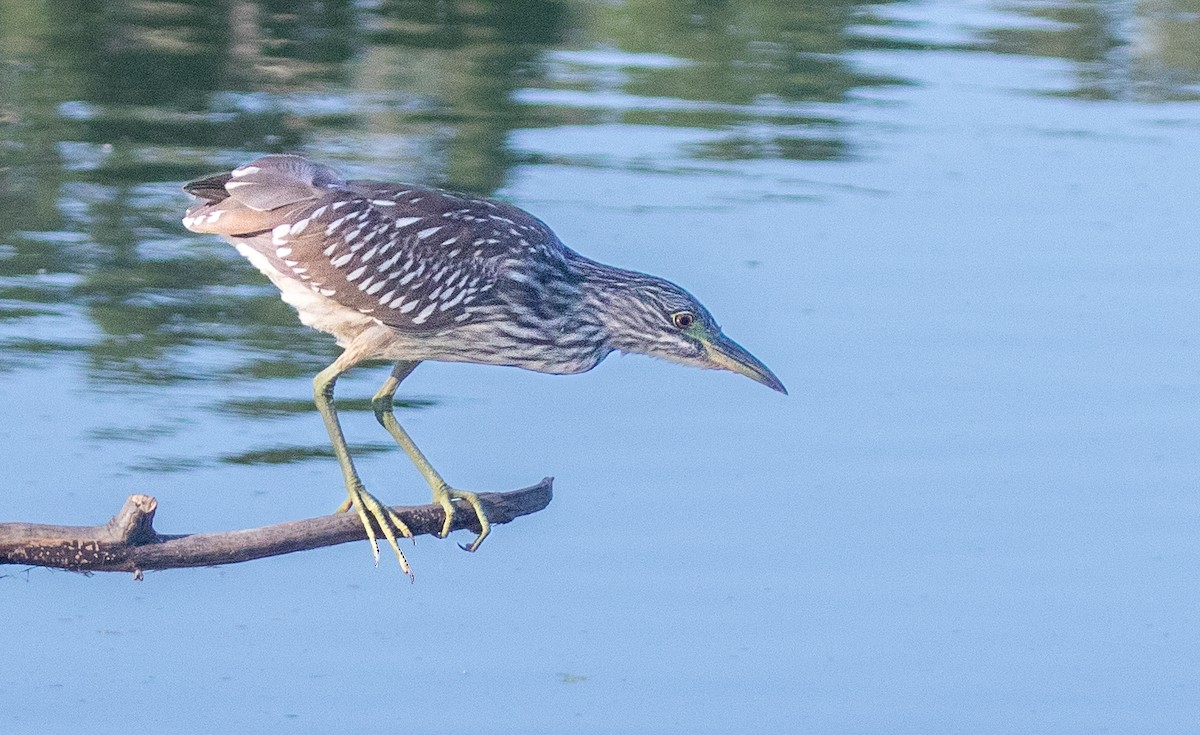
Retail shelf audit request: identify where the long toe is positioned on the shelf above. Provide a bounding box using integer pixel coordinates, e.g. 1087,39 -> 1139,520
447,488 -> 491,552
349,486 -> 414,579
430,485 -> 490,550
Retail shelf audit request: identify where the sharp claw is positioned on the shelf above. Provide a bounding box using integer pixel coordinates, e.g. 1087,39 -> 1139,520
345,486 -> 413,575
457,538 -> 484,553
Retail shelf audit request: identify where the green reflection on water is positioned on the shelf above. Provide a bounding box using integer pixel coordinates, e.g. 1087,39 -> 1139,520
219,442 -> 396,467
976,0 -> 1200,100
4,0 -> 1191,466
0,0 -> 907,395
216,396 -> 437,420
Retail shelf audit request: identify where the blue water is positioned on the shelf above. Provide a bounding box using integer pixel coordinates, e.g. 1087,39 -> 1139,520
3,1 -> 1200,732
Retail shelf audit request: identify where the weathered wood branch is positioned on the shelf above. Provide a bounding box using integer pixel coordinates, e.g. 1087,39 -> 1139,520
0,478 -> 552,577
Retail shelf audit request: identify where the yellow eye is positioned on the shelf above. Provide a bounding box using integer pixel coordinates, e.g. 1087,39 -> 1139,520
671,311 -> 695,329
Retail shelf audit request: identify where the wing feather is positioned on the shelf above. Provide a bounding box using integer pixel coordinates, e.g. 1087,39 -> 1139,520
184,155 -> 562,333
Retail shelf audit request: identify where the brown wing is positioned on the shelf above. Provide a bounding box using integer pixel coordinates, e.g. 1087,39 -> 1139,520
183,155 -> 560,332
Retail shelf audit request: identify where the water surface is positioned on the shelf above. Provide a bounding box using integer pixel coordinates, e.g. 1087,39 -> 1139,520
2,1 -> 1199,732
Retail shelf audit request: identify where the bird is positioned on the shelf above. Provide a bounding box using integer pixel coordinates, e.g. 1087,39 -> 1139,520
182,154 -> 785,576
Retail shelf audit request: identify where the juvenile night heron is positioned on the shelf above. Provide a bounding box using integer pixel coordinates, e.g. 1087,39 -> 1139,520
183,154 -> 784,575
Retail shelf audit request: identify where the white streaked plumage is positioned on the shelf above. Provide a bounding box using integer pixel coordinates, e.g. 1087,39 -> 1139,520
181,154 -> 782,393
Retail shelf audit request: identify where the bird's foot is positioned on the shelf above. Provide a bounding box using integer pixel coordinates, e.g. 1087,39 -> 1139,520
432,484 -> 491,552
337,485 -> 414,579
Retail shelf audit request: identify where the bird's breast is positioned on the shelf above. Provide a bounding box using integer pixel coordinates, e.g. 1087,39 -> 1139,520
233,242 -> 377,347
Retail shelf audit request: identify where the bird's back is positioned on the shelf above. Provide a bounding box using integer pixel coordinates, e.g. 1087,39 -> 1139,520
184,155 -> 567,333
183,155 -> 610,373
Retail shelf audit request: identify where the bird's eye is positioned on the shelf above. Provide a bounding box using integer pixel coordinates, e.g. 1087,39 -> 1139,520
671,311 -> 695,329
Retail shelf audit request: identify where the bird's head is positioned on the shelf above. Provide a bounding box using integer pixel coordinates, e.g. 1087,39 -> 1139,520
597,272 -> 787,394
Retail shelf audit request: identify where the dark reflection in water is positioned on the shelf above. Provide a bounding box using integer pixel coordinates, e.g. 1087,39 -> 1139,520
219,442 -> 395,467
126,441 -> 397,473
0,0 -> 909,390
4,0 -> 1198,468
975,0 -> 1200,100
216,396 -> 437,420
567,0 -> 914,162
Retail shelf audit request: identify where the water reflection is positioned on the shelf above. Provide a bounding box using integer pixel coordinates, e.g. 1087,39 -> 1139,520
559,0 -> 913,161
216,396 -> 436,419
8,0 -> 1195,469
0,0 -> 902,386
976,0 -> 1200,100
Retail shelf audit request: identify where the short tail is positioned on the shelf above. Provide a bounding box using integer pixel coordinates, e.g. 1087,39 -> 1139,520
183,172 -> 233,203
182,155 -> 347,235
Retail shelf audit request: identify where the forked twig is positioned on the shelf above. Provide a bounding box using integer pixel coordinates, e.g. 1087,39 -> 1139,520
0,479 -> 552,578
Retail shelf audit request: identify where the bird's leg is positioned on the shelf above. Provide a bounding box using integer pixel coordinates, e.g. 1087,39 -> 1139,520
372,361 -> 491,552
314,355 -> 413,577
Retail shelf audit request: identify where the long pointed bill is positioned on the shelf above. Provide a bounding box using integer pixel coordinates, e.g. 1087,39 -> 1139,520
703,333 -> 787,394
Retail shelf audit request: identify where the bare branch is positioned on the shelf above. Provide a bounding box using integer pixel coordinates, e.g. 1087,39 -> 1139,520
0,479 -> 552,577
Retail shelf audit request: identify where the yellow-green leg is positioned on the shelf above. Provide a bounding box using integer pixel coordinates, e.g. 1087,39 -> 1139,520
314,355 -> 413,578
372,360 -> 491,552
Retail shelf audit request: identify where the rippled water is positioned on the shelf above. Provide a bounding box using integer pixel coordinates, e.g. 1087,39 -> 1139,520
3,1 -> 1200,732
